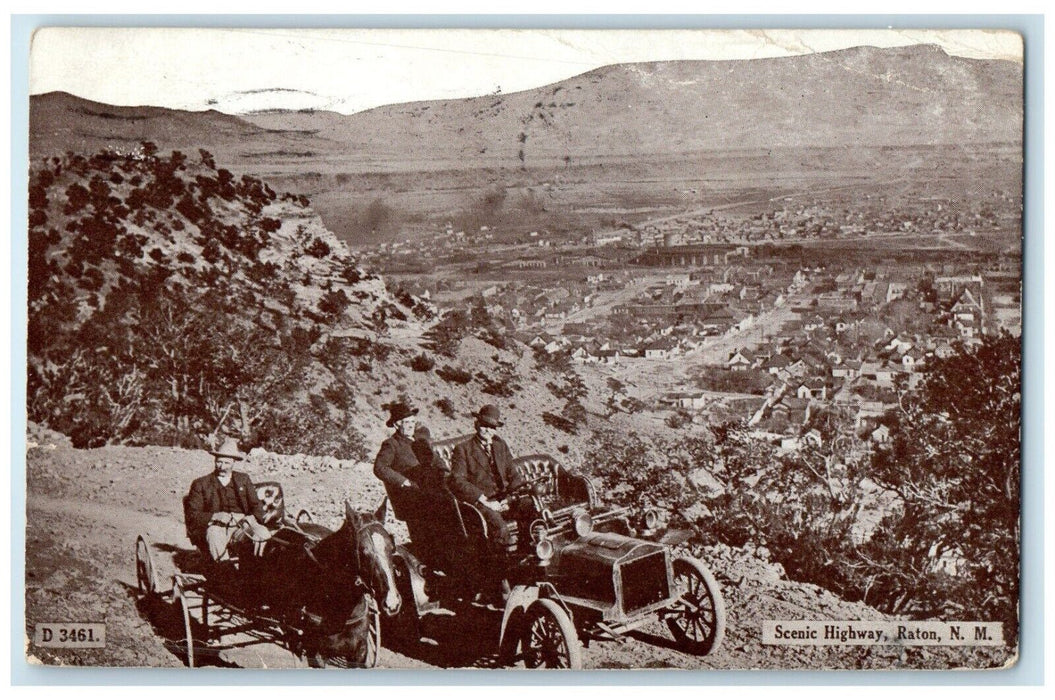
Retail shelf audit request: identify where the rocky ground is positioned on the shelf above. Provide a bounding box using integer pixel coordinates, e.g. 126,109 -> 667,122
23,423 -> 1014,671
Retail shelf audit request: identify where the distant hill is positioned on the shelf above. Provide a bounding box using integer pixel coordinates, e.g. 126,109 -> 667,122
32,46 -> 1021,169
29,45 -> 1022,244
244,45 -> 1021,165
29,92 -> 327,172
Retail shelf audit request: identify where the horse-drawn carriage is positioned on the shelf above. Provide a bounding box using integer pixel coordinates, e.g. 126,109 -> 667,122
134,482 -> 402,668
387,440 -> 726,669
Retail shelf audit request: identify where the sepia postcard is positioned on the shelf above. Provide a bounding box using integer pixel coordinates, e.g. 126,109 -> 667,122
23,26 -> 1024,672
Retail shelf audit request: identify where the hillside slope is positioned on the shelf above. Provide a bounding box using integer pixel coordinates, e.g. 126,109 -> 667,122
26,145 -> 612,458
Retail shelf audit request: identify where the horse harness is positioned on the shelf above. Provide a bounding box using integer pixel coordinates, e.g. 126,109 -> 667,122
298,520 -> 390,595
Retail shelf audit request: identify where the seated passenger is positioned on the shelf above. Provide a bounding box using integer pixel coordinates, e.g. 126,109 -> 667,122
186,438 -> 272,561
448,404 -> 530,553
373,402 -> 440,551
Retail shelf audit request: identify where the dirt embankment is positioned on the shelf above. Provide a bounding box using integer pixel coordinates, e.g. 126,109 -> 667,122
23,423 -> 1012,670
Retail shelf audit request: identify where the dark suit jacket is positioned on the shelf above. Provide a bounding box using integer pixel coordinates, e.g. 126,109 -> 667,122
448,435 -> 525,503
373,433 -> 422,489
186,471 -> 265,544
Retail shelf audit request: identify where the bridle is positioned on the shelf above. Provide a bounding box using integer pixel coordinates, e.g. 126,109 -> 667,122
300,516 -> 400,615
350,520 -> 400,616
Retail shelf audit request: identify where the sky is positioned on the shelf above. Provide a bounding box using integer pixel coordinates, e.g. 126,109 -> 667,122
28,27 -> 1024,115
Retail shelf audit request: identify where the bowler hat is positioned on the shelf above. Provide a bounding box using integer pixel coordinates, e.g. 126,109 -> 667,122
210,436 -> 246,461
386,401 -> 419,427
474,404 -> 504,428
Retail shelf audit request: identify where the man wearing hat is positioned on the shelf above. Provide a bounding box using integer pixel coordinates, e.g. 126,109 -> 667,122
373,402 -> 440,543
373,401 -> 424,504
186,437 -> 272,561
449,404 -> 527,552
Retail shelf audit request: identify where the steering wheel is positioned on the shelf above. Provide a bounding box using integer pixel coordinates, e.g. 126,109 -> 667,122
500,475 -> 550,517
501,474 -> 547,500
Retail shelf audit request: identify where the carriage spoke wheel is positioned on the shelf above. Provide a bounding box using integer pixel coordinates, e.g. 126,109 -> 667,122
363,595 -> 381,669
664,556 -> 726,655
521,599 -> 582,670
311,595 -> 383,669
134,535 -> 157,598
174,583 -> 197,668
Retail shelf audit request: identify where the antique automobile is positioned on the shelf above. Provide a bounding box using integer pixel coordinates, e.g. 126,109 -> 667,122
135,482 -> 400,668
389,441 -> 726,669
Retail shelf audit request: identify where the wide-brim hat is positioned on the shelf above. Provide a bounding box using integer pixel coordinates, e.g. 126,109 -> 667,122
386,401 -> 419,427
210,437 -> 246,461
474,404 -> 504,428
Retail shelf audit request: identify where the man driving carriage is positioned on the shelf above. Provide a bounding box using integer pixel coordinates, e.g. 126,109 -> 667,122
186,438 -> 272,561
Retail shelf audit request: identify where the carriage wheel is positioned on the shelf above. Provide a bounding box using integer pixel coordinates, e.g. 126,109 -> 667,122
173,582 -> 197,668
307,595 -> 383,669
134,535 -> 158,597
363,594 -> 381,669
663,556 -> 726,655
521,599 -> 582,670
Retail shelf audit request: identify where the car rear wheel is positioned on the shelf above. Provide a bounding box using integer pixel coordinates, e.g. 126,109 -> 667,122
521,599 -> 582,669
664,556 -> 725,655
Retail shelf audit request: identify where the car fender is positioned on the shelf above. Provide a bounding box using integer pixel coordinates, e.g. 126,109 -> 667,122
657,528 -> 694,547
498,584 -> 540,662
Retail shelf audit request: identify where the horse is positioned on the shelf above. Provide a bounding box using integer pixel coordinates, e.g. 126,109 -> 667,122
242,500 -> 401,667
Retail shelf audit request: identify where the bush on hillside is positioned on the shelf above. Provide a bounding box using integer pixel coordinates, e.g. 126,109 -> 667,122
434,397 -> 456,419
436,364 -> 473,384
409,353 -> 436,372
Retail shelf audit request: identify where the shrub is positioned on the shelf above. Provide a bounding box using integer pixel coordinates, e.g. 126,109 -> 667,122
320,381 -> 353,410
306,237 -> 331,258
434,397 -> 456,418
340,262 -> 362,284
542,412 -> 576,434
318,289 -> 351,319
425,310 -> 470,357
475,363 -> 521,397
409,353 -> 435,372
368,342 -> 392,363
480,326 -> 508,350
436,364 -> 472,384
665,409 -> 693,429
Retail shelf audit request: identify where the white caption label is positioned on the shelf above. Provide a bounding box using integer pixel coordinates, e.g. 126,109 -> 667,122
32,623 -> 106,648
763,620 -> 1003,646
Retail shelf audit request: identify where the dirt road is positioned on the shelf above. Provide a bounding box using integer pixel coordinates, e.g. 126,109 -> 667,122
23,426 -> 1010,671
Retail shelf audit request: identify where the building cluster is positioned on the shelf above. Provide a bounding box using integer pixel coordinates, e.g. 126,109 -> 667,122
656,264 -> 1019,446
609,192 -> 1018,247
354,200 -> 1019,454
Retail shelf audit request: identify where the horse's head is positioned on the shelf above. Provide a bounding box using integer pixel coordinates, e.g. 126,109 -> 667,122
342,500 -> 401,617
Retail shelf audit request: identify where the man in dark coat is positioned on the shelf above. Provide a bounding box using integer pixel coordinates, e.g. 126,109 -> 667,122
186,437 -> 271,561
373,402 -> 425,517
448,404 -> 527,550
373,402 -> 447,554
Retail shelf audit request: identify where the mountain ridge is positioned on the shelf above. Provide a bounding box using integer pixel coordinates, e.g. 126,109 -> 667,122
32,45 -> 1022,167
